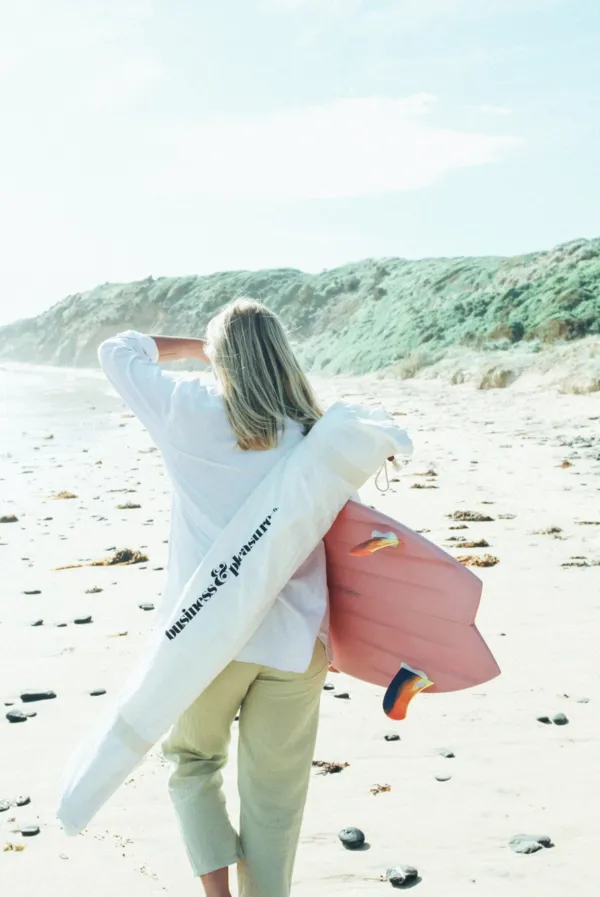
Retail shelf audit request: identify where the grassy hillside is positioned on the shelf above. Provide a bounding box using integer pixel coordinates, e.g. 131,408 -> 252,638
0,237 -> 598,375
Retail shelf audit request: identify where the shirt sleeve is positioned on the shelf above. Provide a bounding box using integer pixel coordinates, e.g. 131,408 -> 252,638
97,330 -> 178,438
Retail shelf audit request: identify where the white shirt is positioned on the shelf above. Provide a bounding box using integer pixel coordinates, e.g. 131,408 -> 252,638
98,330 -> 328,673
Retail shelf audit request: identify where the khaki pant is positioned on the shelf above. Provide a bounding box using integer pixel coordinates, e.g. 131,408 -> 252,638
162,639 -> 328,897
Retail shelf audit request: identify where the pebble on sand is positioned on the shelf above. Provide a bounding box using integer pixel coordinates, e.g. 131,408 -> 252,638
6,710 -> 28,723
116,502 -> 142,510
384,733 -> 400,741
89,689 -> 107,697
386,865 -> 419,887
0,801 -> 10,812
439,749 -> 455,759
20,689 -> 56,703
509,834 -> 553,854
0,514 -> 18,523
138,603 -> 155,611
30,619 -> 43,627
50,491 -> 78,500
552,712 -> 569,726
14,796 -> 31,807
74,615 -> 93,624
322,683 -> 335,691
334,692 -> 350,699
20,825 -> 40,837
338,827 -> 365,850
22,590 -> 41,595
85,587 -> 103,594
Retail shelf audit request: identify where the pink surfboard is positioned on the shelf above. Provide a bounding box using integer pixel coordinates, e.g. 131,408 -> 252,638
324,500 -> 500,718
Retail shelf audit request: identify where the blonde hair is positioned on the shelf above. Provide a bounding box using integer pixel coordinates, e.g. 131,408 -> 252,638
205,298 -> 322,451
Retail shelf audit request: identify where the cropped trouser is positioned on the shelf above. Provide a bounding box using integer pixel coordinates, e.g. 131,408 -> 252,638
162,639 -> 328,896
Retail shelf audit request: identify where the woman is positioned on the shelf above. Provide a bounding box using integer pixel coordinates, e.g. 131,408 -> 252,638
98,299 -> 330,897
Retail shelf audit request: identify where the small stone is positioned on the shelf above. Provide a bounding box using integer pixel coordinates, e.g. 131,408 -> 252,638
13,796 -> 31,807
73,615 -> 93,624
23,590 -> 41,595
85,587 -> 103,594
0,801 -> 10,812
20,825 -> 40,837
537,715 -> 552,724
435,775 -> 452,782
89,689 -> 107,697
334,692 -> 350,699
0,515 -> 18,523
552,712 -> 569,726
338,827 -> 365,850
386,865 -> 419,887
23,710 -> 37,718
440,749 -> 455,759
55,622 -> 68,628
138,603 -> 155,611
323,683 -> 335,691
30,619 -> 44,627
6,710 -> 28,723
510,834 -> 552,854
384,733 -> 400,742
576,697 -> 590,704
20,689 -> 56,703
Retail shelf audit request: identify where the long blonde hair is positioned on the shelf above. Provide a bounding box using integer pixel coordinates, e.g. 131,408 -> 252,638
205,298 -> 322,451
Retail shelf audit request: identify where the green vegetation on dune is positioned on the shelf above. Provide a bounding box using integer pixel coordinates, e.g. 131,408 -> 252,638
0,237 -> 598,375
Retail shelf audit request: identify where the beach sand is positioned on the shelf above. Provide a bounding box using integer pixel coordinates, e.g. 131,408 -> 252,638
1,363 -> 599,895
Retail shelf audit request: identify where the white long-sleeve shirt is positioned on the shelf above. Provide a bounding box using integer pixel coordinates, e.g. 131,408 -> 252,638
98,330 -> 328,673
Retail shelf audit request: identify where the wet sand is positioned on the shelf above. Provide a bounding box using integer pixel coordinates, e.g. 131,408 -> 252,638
1,363 -> 599,895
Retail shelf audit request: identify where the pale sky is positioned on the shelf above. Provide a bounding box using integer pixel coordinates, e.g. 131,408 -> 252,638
0,0 -> 598,324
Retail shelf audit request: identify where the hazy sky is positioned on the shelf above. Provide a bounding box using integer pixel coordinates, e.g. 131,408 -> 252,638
0,0 -> 598,324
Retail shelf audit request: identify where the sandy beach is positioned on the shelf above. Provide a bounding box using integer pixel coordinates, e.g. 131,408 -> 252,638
1,363 -> 599,896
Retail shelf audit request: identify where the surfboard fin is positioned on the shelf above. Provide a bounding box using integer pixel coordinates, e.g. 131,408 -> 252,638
383,663 -> 434,720
349,531 -> 401,556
